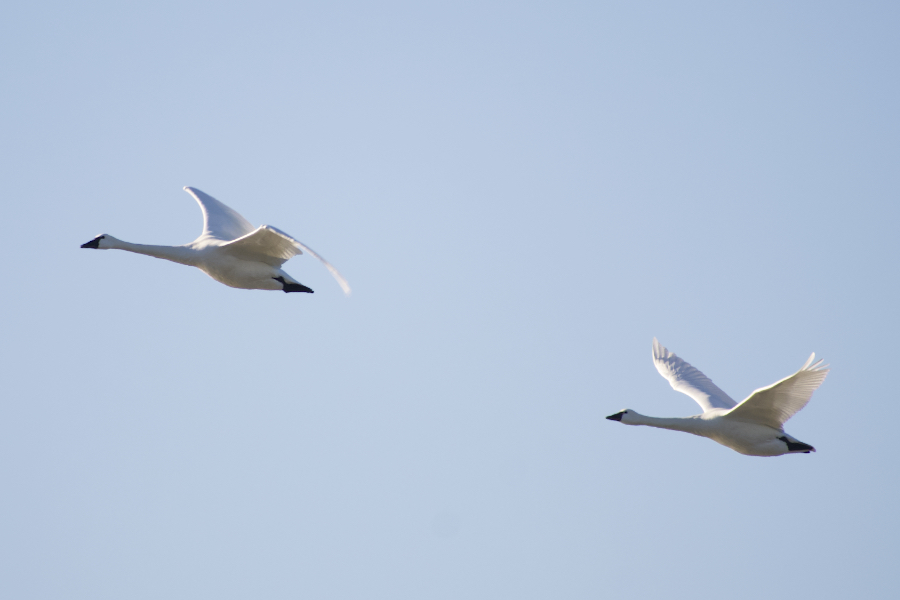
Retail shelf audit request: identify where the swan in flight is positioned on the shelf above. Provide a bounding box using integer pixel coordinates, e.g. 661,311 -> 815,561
606,339 -> 828,456
81,187 -> 351,295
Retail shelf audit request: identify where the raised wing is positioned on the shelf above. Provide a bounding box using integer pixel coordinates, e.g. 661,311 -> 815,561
724,354 -> 828,430
184,187 -> 255,242
221,225 -> 351,295
652,338 -> 737,412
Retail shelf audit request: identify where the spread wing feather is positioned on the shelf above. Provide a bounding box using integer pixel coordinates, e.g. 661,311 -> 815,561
724,354 -> 828,429
184,187 -> 255,242
221,225 -> 351,295
652,338 -> 737,412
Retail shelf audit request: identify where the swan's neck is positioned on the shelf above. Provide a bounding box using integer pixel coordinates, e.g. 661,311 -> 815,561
108,238 -> 198,266
629,413 -> 702,434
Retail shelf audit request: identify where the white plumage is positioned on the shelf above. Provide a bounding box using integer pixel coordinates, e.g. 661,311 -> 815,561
606,339 -> 828,456
81,187 -> 350,295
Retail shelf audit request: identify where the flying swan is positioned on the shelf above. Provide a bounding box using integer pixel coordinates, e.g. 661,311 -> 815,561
81,187 -> 351,295
606,339 -> 828,456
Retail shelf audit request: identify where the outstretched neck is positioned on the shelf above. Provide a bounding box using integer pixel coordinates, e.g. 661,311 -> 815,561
628,412 -> 703,434
107,237 -> 198,266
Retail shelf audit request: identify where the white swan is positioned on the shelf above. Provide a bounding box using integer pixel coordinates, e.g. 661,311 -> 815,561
81,187 -> 351,295
606,339 -> 828,456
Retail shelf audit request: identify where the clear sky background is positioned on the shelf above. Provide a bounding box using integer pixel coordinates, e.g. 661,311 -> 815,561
2,1 -> 898,598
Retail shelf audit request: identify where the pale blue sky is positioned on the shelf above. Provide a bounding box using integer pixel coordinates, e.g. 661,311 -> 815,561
2,1 -> 898,598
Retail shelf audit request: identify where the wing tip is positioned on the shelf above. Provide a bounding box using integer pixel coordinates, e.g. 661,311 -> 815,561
652,337 -> 669,361
289,236 -> 352,296
802,353 -> 830,373
325,263 -> 352,296
183,186 -> 203,203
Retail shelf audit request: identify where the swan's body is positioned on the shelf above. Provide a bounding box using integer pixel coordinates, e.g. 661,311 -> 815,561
606,339 -> 828,456
81,187 -> 350,295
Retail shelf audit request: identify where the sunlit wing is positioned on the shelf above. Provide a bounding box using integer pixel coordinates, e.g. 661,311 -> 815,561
221,225 -> 352,295
724,354 -> 829,429
184,186 -> 255,242
652,338 -> 737,412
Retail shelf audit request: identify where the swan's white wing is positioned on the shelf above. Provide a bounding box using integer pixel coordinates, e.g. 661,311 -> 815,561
184,187 -> 255,242
221,225 -> 352,295
220,225 -> 299,266
652,338 -> 737,412
724,354 -> 828,430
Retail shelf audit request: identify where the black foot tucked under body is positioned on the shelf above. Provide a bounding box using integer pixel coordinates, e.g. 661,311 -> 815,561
778,436 -> 815,453
273,276 -> 314,294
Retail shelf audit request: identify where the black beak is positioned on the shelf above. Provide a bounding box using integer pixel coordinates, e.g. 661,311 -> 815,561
606,411 -> 625,421
81,235 -> 104,249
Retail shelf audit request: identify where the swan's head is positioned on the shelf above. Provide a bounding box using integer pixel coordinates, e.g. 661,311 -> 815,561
80,234 -> 113,249
606,409 -> 636,424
